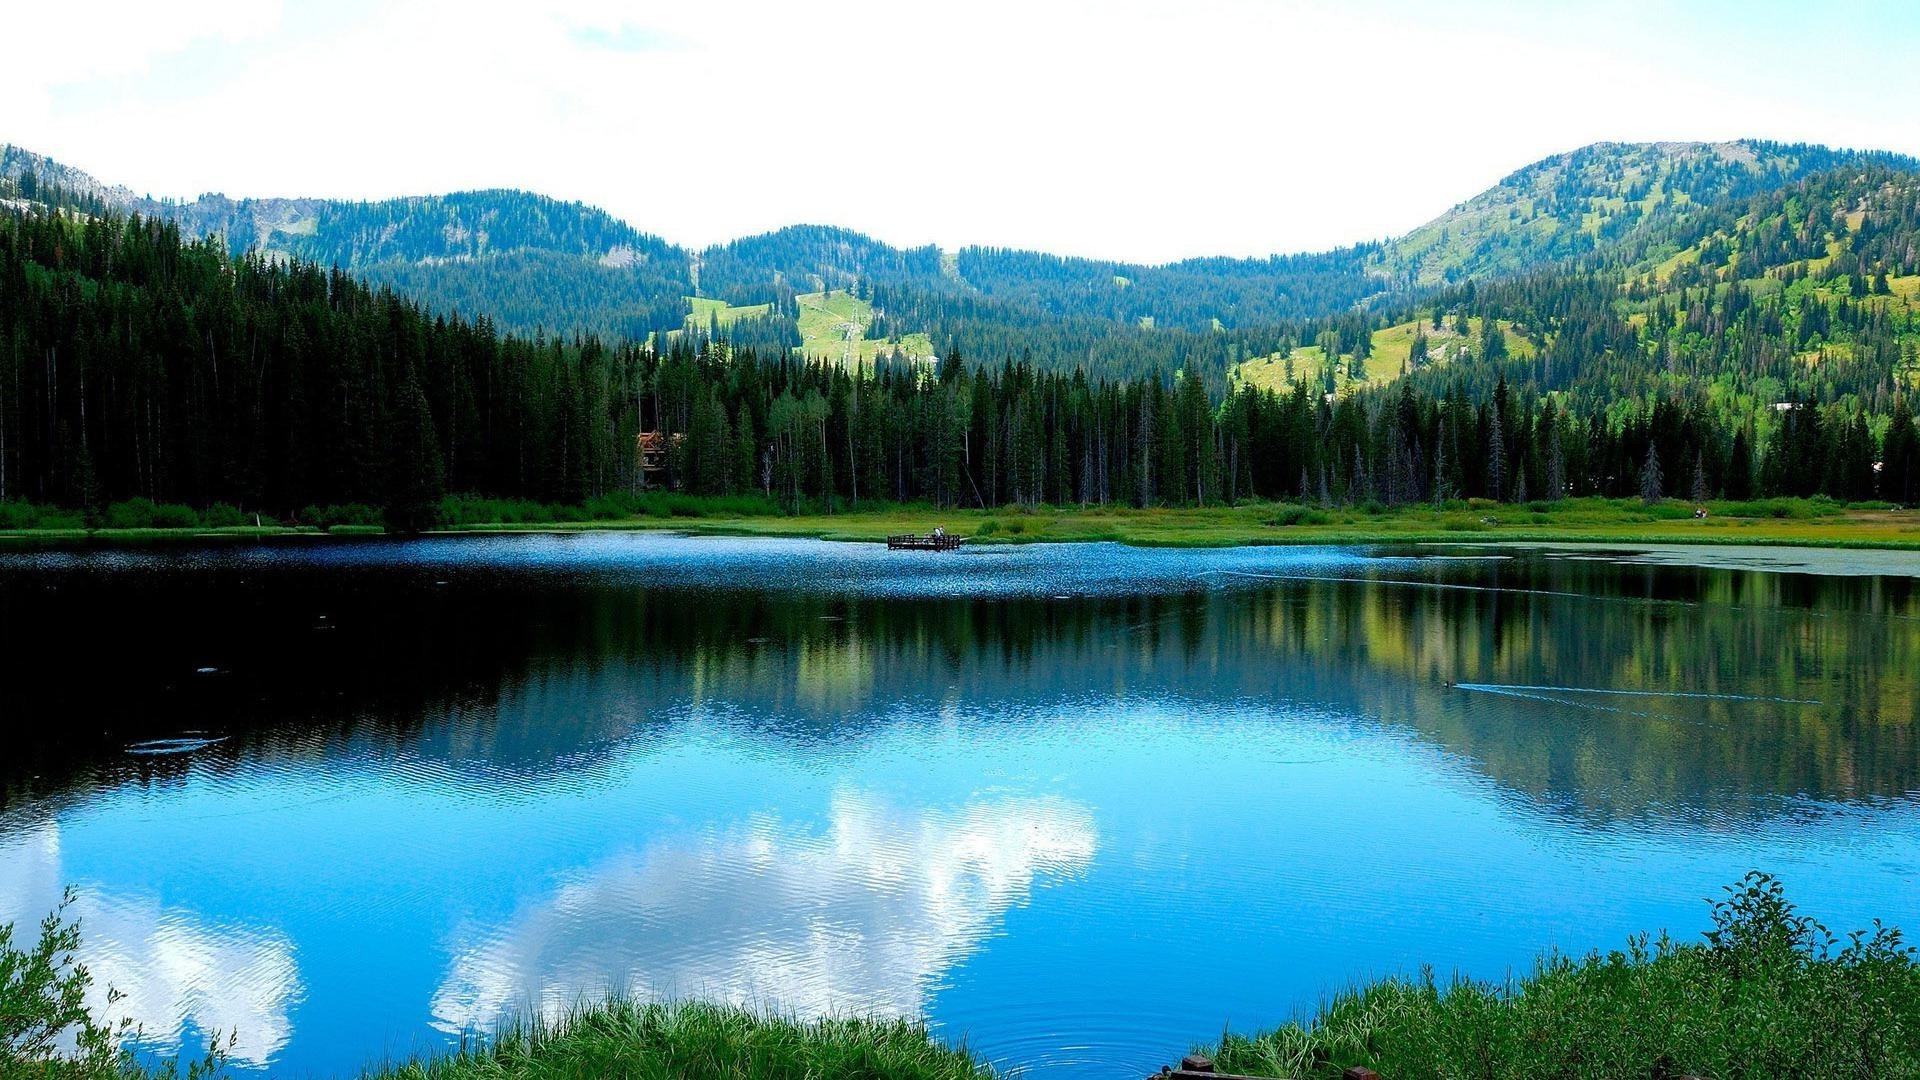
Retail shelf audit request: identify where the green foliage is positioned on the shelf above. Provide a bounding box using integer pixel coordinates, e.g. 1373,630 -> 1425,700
366,1001 -> 994,1080
1214,873 -> 1920,1080
1266,506 -> 1332,527
1,891 -> 228,1080
7,162 -> 1920,526
101,499 -> 199,530
0,502 -> 84,530
297,504 -> 384,530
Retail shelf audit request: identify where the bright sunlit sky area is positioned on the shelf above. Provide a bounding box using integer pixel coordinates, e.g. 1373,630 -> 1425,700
7,0 -> 1920,264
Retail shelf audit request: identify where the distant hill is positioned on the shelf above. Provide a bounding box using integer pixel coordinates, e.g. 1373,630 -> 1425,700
1375,140 -> 1920,288
6,139 -> 1918,387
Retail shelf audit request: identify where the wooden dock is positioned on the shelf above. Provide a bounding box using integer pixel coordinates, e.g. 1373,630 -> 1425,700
886,533 -> 965,551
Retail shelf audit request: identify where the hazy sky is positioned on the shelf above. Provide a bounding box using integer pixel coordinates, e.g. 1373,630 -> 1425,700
8,0 -> 1920,263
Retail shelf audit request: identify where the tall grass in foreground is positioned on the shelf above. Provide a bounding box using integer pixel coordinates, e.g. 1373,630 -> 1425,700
1214,872 -> 1920,1080
366,1001 -> 992,1080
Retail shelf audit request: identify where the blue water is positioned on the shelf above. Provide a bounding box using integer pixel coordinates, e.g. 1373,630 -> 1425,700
2,535 -> 1917,1076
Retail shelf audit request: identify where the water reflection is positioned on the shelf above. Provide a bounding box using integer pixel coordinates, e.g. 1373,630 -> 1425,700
0,821 -> 304,1065
432,791 -> 1094,1032
0,536 -> 1917,1076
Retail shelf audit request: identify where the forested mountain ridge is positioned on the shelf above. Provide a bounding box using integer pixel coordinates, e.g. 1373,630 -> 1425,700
5,138 -> 1919,388
0,145 -> 695,342
3,200 -> 1918,529
1377,140 -> 1920,289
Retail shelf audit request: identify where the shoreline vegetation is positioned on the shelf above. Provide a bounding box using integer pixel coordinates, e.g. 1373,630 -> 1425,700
7,875 -> 1916,1079
1,494 -> 1918,552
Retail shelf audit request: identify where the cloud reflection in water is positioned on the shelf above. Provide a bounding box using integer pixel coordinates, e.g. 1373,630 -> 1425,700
0,820 -> 304,1066
431,790 -> 1095,1032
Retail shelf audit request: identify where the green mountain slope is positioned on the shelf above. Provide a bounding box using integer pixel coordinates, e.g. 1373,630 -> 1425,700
1377,140 -> 1917,288
7,139 -> 1918,389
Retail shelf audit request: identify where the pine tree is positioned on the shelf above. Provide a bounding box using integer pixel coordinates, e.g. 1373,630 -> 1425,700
1882,396 -> 1918,505
1728,424 -> 1755,500
1640,442 -> 1664,504
1486,405 -> 1507,502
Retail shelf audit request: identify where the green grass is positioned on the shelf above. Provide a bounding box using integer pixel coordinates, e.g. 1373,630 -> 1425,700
795,290 -> 935,368
1233,317 -> 1532,397
433,495 -> 1920,553
364,1002 -> 992,1080
1211,873 -> 1920,1080
685,296 -> 774,328
4,497 -> 1919,551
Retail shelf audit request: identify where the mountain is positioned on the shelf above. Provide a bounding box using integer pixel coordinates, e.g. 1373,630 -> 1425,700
1375,140 -> 1920,288
5,164 -> 1919,523
0,146 -> 693,342
5,138 -> 1917,386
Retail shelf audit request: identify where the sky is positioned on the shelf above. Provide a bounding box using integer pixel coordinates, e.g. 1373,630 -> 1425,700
7,0 -> 1920,264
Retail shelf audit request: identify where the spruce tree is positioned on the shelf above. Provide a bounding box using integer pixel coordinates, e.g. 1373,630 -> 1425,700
1641,442 -> 1664,504
1883,396 -> 1918,505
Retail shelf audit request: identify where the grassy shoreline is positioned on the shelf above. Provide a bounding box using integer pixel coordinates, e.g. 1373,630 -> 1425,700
9,875 -> 1916,1079
3,497 -> 1920,552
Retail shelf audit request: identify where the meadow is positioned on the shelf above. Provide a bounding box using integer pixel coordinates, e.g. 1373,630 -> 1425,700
3,495 -> 1919,551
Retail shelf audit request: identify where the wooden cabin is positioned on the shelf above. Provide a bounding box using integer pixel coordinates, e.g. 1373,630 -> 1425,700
636,431 -> 685,484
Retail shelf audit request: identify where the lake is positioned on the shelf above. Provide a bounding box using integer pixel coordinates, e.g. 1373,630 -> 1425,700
2,534 -> 1917,1077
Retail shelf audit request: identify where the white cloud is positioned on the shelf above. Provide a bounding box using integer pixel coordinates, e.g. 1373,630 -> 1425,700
0,821 -> 305,1066
430,789 -> 1096,1032
8,0 -> 1920,262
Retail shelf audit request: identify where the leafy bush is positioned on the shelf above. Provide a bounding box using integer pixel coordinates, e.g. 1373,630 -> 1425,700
1214,873 -> 1920,1080
149,503 -> 199,529
2,890 -> 228,1079
0,501 -> 84,530
1266,506 -> 1331,527
98,499 -> 197,529
199,503 -> 250,528
102,498 -> 159,529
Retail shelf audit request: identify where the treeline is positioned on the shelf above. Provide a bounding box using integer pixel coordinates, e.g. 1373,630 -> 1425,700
4,207 -> 1919,532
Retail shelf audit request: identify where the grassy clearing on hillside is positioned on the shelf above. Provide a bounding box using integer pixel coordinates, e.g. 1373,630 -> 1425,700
795,290 -> 935,367
686,296 -> 773,328
1211,873 -> 1920,1080
1233,317 -> 1531,397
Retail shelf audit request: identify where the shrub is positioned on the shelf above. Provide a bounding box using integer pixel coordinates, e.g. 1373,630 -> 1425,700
149,503 -> 199,529
200,503 -> 249,528
96,500 -> 200,530
318,503 -> 382,529
1266,506 -> 1331,527
103,498 -> 157,529
0,501 -> 83,530
2,890 -> 229,1079
1214,872 -> 1920,1080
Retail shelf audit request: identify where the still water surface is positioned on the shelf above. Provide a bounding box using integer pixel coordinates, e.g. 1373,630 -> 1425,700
2,535 -> 1918,1077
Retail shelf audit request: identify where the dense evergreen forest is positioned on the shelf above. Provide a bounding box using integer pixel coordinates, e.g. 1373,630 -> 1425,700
3,205 -> 1917,530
